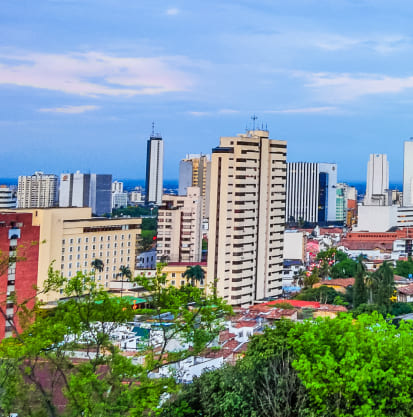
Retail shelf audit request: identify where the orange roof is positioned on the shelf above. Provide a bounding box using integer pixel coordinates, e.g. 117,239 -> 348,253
398,283 -> 413,295
234,320 -> 258,328
264,299 -> 320,308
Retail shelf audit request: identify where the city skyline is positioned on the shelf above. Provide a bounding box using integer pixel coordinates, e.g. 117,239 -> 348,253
3,1 -> 413,181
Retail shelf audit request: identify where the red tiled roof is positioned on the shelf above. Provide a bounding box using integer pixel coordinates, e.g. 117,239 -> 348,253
266,308 -> 297,319
319,228 -> 343,234
223,340 -> 241,350
234,320 -> 258,328
219,330 -> 236,342
340,240 -> 393,251
264,299 -> 320,308
398,283 -> 413,295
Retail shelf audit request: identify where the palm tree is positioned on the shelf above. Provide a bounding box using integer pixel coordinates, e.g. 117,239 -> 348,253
91,259 -> 104,279
365,272 -> 377,305
182,265 -> 206,287
117,265 -> 132,297
293,268 -> 307,287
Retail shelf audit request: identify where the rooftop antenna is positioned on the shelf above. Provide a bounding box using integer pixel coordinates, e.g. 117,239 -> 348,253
251,114 -> 258,131
151,122 -> 155,137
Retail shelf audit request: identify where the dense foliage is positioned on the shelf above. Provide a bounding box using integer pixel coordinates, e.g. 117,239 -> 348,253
0,267 -> 230,417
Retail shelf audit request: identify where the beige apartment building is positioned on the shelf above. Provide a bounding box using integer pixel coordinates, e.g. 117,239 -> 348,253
179,154 -> 211,219
157,187 -> 203,263
207,129 -> 287,306
5,207 -> 141,302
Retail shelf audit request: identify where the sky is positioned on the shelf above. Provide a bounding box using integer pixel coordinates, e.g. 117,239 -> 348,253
2,0 -> 413,182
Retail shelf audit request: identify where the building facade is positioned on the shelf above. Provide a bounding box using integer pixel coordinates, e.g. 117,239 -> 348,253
404,140 -> 413,207
0,186 -> 16,208
286,162 -> 337,223
178,154 -> 211,218
364,154 -> 389,206
157,187 -> 203,263
0,212 -> 40,339
145,134 -> 164,205
206,129 -> 287,306
3,207 -> 142,303
59,172 -> 112,216
17,172 -> 58,208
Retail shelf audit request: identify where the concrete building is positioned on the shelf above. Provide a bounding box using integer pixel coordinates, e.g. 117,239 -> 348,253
286,162 -> 337,223
364,154 -> 389,206
161,262 -> 207,289
112,181 -> 123,193
207,129 -> 287,306
0,212 -> 40,339
0,186 -> 16,208
145,133 -> 164,205
157,187 -> 203,263
404,140 -> 413,206
3,207 -> 142,303
336,183 -> 358,225
178,154 -> 211,219
59,172 -> 112,216
129,188 -> 143,205
17,172 -> 58,208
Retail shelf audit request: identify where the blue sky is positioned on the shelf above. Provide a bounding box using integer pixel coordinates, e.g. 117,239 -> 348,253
2,0 -> 413,182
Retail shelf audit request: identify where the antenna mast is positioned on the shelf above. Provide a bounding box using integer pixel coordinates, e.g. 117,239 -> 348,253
251,114 -> 258,131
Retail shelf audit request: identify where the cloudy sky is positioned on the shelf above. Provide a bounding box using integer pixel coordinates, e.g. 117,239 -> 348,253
2,0 -> 413,182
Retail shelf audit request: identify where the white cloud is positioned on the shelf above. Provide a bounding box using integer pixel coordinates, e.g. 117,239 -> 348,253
166,8 -> 179,16
264,106 -> 337,114
303,72 -> 413,101
188,111 -> 210,116
0,50 -> 193,97
38,105 -> 100,114
218,109 -> 239,114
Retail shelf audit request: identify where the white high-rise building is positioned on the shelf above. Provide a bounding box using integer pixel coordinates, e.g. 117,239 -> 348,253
364,154 -> 389,206
403,140 -> 413,206
17,172 -> 58,208
207,129 -> 287,306
59,172 -> 112,216
286,162 -> 337,223
0,186 -> 16,208
145,134 -> 164,205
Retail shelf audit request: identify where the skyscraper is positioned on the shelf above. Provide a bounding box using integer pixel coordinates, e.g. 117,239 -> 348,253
206,129 -> 287,306
59,172 -> 112,216
286,162 -> 337,223
145,132 -> 164,205
17,172 -> 58,208
364,154 -> 389,205
404,140 -> 413,206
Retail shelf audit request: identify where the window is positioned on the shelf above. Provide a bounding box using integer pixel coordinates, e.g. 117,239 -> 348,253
62,239 -> 65,245
61,255 -> 64,261
84,253 -> 88,259
61,248 -> 65,253
69,255 -> 72,261
114,243 -> 117,248
107,244 -> 110,249
93,237 -> 96,242
77,254 -> 80,260
107,236 -> 111,241
84,261 -> 88,267
69,238 -> 73,244
68,263 -> 72,269
171,280 -> 176,286
172,273 -> 176,277
85,237 -> 89,243
77,238 -> 81,244
84,246 -> 88,251
181,280 -> 185,286
77,246 -> 80,252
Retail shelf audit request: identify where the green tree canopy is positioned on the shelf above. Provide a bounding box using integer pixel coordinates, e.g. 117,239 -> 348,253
295,286 -> 343,304
290,313 -> 413,417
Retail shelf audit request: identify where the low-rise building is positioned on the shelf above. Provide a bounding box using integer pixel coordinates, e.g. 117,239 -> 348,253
161,262 -> 207,289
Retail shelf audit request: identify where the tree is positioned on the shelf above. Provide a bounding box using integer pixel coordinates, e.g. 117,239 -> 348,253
330,258 -> 357,278
182,265 -> 205,286
393,256 -> 413,278
117,265 -> 132,297
373,261 -> 395,312
303,267 -> 320,289
0,267 -> 231,416
91,258 -> 104,280
293,268 -> 307,287
161,320 -> 310,417
353,255 -> 367,308
290,313 -> 413,417
295,286 -> 343,304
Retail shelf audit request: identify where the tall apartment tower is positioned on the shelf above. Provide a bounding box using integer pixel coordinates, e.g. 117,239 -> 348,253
145,133 -> 164,205
157,187 -> 203,263
179,154 -> 211,218
404,140 -> 413,206
59,172 -> 112,216
286,162 -> 337,223
364,154 -> 389,206
206,129 -> 287,306
17,172 -> 58,208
